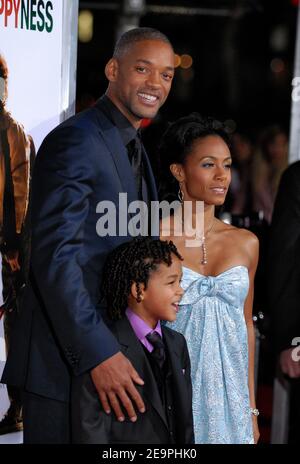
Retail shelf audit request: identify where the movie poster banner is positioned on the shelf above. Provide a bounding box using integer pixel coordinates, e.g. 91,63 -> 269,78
0,0 -> 78,424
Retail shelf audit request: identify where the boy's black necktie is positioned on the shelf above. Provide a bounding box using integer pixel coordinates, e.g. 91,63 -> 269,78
146,331 -> 166,368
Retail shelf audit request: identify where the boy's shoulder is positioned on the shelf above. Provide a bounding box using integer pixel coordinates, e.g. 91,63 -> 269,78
110,317 -> 187,351
162,325 -> 186,345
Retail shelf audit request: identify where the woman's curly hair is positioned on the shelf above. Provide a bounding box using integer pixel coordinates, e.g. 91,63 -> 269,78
102,237 -> 182,320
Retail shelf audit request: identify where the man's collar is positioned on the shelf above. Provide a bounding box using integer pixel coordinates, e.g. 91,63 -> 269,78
99,95 -> 137,146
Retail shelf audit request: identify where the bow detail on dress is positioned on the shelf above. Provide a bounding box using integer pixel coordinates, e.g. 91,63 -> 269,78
179,267 -> 249,307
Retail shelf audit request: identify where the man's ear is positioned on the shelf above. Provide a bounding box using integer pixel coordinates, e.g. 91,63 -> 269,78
105,58 -> 118,82
170,163 -> 185,183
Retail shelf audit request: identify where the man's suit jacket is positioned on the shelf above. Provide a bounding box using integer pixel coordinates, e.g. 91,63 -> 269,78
1,99 -> 158,402
267,161 -> 300,354
71,317 -> 195,444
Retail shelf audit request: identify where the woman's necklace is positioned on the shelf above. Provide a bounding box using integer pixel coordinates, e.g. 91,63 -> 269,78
201,219 -> 215,265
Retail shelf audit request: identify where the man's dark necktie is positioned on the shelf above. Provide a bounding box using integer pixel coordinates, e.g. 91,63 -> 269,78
146,331 -> 166,368
127,134 -> 142,200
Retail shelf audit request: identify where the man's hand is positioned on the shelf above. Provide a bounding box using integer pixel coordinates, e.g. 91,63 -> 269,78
91,351 -> 145,422
4,250 -> 20,272
0,308 -> 4,320
280,348 -> 300,378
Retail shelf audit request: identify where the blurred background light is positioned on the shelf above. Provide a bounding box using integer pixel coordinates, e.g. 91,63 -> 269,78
224,119 -> 237,133
180,54 -> 193,69
78,10 -> 94,43
270,25 -> 289,52
180,67 -> 194,82
270,58 -> 285,74
174,54 -> 181,68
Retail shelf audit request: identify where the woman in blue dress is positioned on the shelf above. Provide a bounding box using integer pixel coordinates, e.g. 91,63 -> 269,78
159,114 -> 260,444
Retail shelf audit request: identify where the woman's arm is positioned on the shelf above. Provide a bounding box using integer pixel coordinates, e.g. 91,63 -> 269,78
243,231 -> 260,444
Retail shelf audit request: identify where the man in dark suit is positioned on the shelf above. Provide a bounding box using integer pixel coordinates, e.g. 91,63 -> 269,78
1,28 -> 175,443
267,160 -> 300,442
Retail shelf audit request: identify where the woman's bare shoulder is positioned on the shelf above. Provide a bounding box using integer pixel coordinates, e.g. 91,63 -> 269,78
216,220 -> 259,251
234,227 -> 259,248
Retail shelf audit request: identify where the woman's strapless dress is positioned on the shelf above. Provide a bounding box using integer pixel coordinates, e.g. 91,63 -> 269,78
166,265 -> 254,444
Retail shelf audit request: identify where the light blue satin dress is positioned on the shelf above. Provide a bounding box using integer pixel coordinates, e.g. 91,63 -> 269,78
166,265 -> 254,444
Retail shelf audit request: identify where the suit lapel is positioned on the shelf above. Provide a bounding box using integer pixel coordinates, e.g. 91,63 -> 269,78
142,146 -> 158,202
94,104 -> 138,205
114,318 -> 169,431
94,101 -> 158,205
162,328 -> 187,420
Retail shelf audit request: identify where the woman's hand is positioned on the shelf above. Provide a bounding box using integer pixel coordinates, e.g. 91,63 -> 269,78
252,415 -> 260,444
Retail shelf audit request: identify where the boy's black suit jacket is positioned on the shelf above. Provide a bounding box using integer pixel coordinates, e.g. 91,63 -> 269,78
72,317 -> 195,444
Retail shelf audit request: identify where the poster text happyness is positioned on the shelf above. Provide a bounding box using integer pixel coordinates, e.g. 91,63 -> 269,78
0,0 -> 53,32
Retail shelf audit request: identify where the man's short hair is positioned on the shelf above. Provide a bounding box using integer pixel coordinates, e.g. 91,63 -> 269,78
0,55 -> 8,81
0,55 -> 8,105
113,27 -> 173,59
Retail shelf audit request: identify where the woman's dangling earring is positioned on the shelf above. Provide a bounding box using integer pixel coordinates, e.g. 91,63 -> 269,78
178,183 -> 184,203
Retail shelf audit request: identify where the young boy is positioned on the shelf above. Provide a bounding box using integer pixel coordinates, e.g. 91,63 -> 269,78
71,237 -> 194,444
